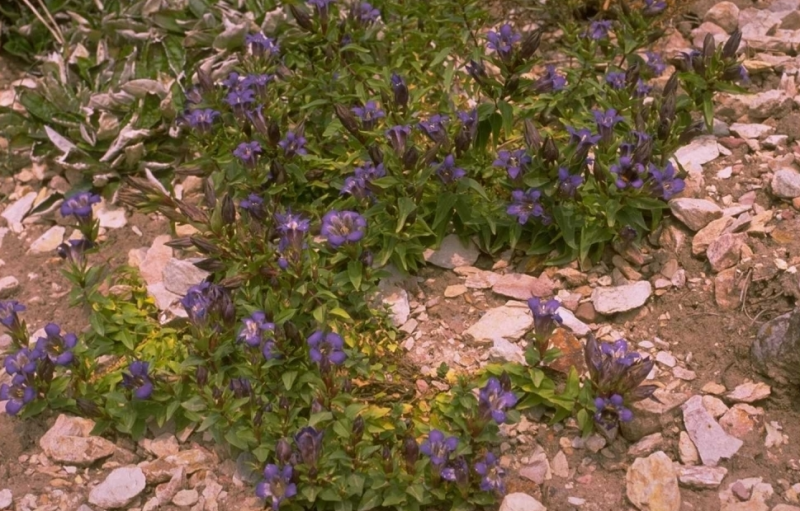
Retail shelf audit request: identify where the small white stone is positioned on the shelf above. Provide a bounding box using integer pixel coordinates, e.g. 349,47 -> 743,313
0,489 -> 12,510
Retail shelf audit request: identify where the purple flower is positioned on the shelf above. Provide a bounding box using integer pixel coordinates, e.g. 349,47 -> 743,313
239,194 -> 265,219
390,73 -> 408,108
294,426 -> 324,467
35,323 -> 77,366
478,377 -> 518,424
341,162 -> 385,200
307,331 -> 347,368
635,79 -> 652,97
594,394 -> 634,430
584,335 -> 657,404
457,109 -> 478,137
121,360 -> 154,399
256,464 -> 297,511
278,131 -> 307,157
527,297 -> 563,342
184,109 -> 220,134
352,101 -> 385,130
643,0 -> 667,16
566,126 -> 601,149
475,453 -> 506,494
533,65 -> 566,93
238,311 -> 275,348
242,74 -> 273,96
275,210 -> 310,268
355,2 -> 380,24
620,226 -> 638,243
610,155 -> 646,190
649,161 -> 685,200
493,149 -> 531,180
592,108 -> 624,144
441,456 -> 470,487
487,24 -> 521,59
420,429 -> 458,467
418,114 -> 448,144
588,20 -> 612,40
507,189 -> 545,225
224,89 -> 255,115
246,33 -> 280,58
0,374 -> 36,415
557,167 -> 584,198
0,300 -> 25,330
465,59 -> 487,84
605,71 -> 626,90
321,210 -> 366,247
4,348 -> 40,375
233,141 -> 262,168
645,52 -> 666,76
435,154 -> 466,184
60,191 -> 101,221
385,125 -> 411,155
180,282 -> 235,327
222,72 -> 242,90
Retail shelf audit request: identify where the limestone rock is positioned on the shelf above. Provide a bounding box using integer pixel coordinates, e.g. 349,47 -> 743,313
499,493 -> 546,511
163,449 -> 215,474
464,301 -> 533,342
678,432 -> 700,465
557,307 -> 591,336
627,433 -> 665,457
95,202 -> 127,229
730,123 -> 774,139
772,169 -> 800,198
40,414 -> 116,466
163,258 -> 210,296
719,405 -> 757,439
673,136 -> 719,169
682,395 -> 742,467
140,433 -> 180,458
704,2 -> 739,33
591,281 -> 652,314
726,382 -> 771,403
140,235 -> 173,286
88,467 -> 146,509
707,233 -> 745,272
491,273 -> 555,301
692,216 -> 734,256
28,226 -> 65,254
676,465 -> 727,489
0,192 -> 37,226
751,309 -> 800,385
0,277 -> 19,299
670,198 -> 723,231
172,489 -> 199,507
423,234 -> 480,269
0,489 -> 11,510
626,451 -> 680,511
719,478 -> 773,511
715,267 -> 744,310
489,337 -> 525,364
376,281 -> 410,327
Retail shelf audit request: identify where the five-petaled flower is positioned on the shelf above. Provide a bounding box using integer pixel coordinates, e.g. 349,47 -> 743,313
35,323 -> 78,367
341,162 -> 385,200
256,464 -> 297,511
478,377 -> 518,424
588,20 -> 612,40
610,155 -> 646,190
242,74 -> 273,96
355,2 -> 380,24
352,101 -> 385,130
307,331 -> 347,368
645,52 -> 666,76
238,311 -> 275,348
605,71 -> 626,90
527,297 -> 562,342
121,360 -> 154,400
275,210 -> 310,269
475,452 -> 506,495
184,109 -> 220,134
592,108 -> 624,144
385,125 -> 411,155
420,429 -> 458,467
278,131 -> 308,158
487,24 -> 521,59
594,394 -> 634,431
507,189 -> 547,225
239,194 -> 265,220
321,210 -> 366,248
4,348 -> 40,375
643,0 -> 667,16
649,161 -> 685,200
246,33 -> 280,58
434,155 -> 466,184
224,89 -> 256,115
566,127 -> 601,149
294,426 -> 324,467
557,167 -> 584,198
493,149 -> 531,180
180,282 -> 235,327
0,300 -> 25,331
418,114 -> 449,144
0,374 -> 36,415
61,191 -> 101,222
533,65 -> 566,93
233,141 -> 262,168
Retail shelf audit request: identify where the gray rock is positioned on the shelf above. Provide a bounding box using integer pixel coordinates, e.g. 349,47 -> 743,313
747,90 -> 792,120
423,234 -> 480,269
0,489 -> 11,510
591,281 -> 652,314
730,122 -> 774,139
0,276 -> 19,299
676,465 -> 727,489
719,478 -> 773,511
682,395 -> 742,467
140,433 -> 180,458
0,192 -> 37,226
704,2 -> 739,33
499,493 -> 546,511
707,233 -> 745,272
163,259 -> 210,295
88,467 -> 146,509
139,235 -> 173,286
771,169 -> 800,198
28,226 -> 65,254
726,381 -> 771,403
464,301 -> 533,342
751,308 -> 800,385
489,338 -> 525,364
674,136 -> 719,169
40,414 -> 117,466
670,198 -> 723,231
557,307 -> 590,336
626,451 -> 680,511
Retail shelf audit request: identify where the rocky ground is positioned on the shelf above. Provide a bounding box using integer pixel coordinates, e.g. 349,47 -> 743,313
4,0 -> 800,510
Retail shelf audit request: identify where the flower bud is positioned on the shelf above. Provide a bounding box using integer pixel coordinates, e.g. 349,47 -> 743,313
290,4 -> 314,31
341,379 -> 353,394
190,236 -> 220,255
221,194 -> 235,224
203,178 -> 216,209
311,399 -> 325,414
541,136 -> 559,164
352,416 -> 365,442
383,444 -> 393,473
196,366 -> 208,387
524,119 -> 542,151
722,29 -> 741,60
390,73 -> 409,109
466,59 -> 487,85
403,436 -> 419,473
197,67 -> 214,94
360,250 -> 373,268
499,372 -> 512,393
368,144 -> 383,166
702,33 -> 716,62
402,146 -> 419,170
77,398 -> 102,417
279,396 -> 290,410
335,104 -> 361,137
271,160 -> 287,185
518,29 -> 542,62
663,71 -> 679,97
276,438 -> 293,464
625,62 -> 640,88
267,120 -> 281,147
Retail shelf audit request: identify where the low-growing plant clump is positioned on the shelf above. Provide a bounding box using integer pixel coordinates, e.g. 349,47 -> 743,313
0,0 -> 750,509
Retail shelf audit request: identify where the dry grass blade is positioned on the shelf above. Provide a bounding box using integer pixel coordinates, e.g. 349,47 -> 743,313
20,0 -> 64,45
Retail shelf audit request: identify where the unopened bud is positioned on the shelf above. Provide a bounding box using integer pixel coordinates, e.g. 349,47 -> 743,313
290,4 -> 314,31
352,416 -> 365,441
196,366 -> 208,387
524,119 -> 542,151
221,194 -> 235,224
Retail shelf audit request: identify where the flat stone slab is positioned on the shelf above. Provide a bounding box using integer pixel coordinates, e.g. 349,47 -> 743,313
682,395 -> 743,467
592,281 -> 652,314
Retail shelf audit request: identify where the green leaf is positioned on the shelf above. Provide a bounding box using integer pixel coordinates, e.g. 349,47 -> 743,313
358,490 -> 382,511
498,100 -> 514,136
702,92 -> 714,130
347,473 -> 365,496
382,487 -> 406,507
430,46 -> 452,68
432,192 -> 457,230
396,197 -> 417,233
406,484 -> 426,504
309,411 -> 333,427
181,396 -> 206,412
347,260 -> 362,291
282,371 -> 298,391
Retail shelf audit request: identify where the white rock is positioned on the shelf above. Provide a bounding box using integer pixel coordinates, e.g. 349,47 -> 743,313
551,450 -> 569,478
489,338 -> 525,364
726,381 -> 771,403
626,451 -> 680,511
94,202 -> 127,229
139,235 -> 173,286
464,301 -> 533,342
628,433 -> 665,457
676,465 -> 727,489
0,489 -> 11,510
28,226 -> 65,254
655,351 -> 677,367
673,136 -> 719,169
682,395 -> 742,467
376,282 -> 410,326
557,307 -> 590,336
704,1 -> 739,33
0,228 -> 8,250
669,198 -> 723,231
163,259 -> 210,296
716,167 -> 733,179
40,414 -> 117,466
0,192 -> 37,225
772,169 -> 800,198
172,489 -> 199,507
747,90 -> 792,120
499,493 -> 546,511
729,122 -> 774,139
763,134 -> 788,148
0,277 -> 19,299
679,431 -> 700,465
88,467 -> 146,509
591,281 -> 652,314
423,234 -> 480,269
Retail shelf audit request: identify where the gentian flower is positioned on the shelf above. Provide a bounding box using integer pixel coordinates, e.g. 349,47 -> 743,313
592,108 -> 624,144
594,394 -> 634,431
418,115 -> 448,144
605,72 -> 626,90
533,65 -> 566,93
434,155 -> 466,184
557,167 -> 584,198
307,331 -> 347,368
645,52 -> 666,76
441,456 -> 470,487
308,0 -> 335,21
278,131 -> 307,158
643,0 -> 667,16
321,210 -> 367,248
649,161 -> 685,200
566,126 -> 601,150
222,72 -> 242,90
528,297 -> 562,342
465,59 -> 488,84
403,436 -> 420,472
588,20 -> 612,40
390,73 -> 408,108
584,335 -> 657,403
35,323 -> 77,366
241,74 -> 273,96
355,2 -> 380,24
385,125 -> 411,155
487,24 -> 521,60
0,300 -> 25,331
121,361 -> 154,399
294,426 -> 324,467
351,101 -> 385,130
238,311 -> 275,348
634,79 -> 652,97
478,377 -> 518,424
229,377 -> 253,398
493,149 -> 531,180
184,109 -> 220,134
610,156 -> 646,189
341,162 -> 385,200
4,348 -> 40,375
620,226 -> 638,243
61,191 -> 101,222
275,210 -> 310,269
475,453 -> 506,495
420,429 -> 458,467
0,374 -> 36,415
507,189 -> 545,225
455,109 -> 478,153
246,33 -> 280,58
239,194 -> 265,220
256,464 -> 297,511
233,141 -> 262,168
224,89 -> 255,115
180,282 -> 235,327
